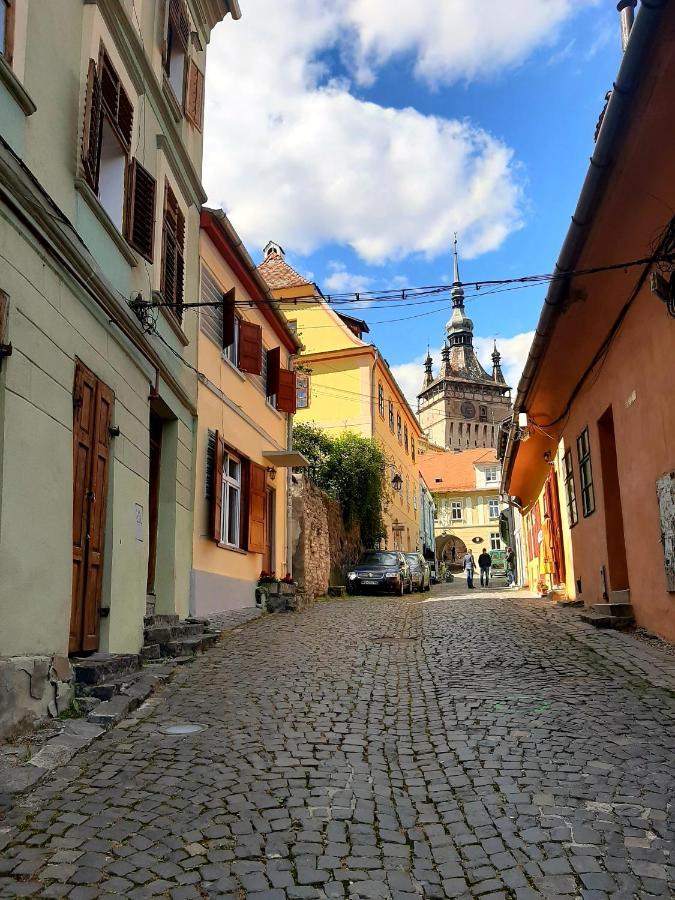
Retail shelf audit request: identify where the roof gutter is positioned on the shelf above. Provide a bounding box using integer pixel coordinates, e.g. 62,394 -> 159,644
501,0 -> 667,489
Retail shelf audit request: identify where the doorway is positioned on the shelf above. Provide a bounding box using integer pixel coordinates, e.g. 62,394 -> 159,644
263,487 -> 275,575
146,411 -> 163,596
597,406 -> 629,591
70,361 -> 114,653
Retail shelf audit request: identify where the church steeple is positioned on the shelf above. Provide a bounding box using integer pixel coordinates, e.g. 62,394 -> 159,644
492,341 -> 506,385
451,233 -> 465,310
423,347 -> 434,388
446,236 -> 474,348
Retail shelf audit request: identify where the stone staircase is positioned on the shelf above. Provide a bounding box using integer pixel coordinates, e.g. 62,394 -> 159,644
579,589 -> 635,630
141,614 -> 221,661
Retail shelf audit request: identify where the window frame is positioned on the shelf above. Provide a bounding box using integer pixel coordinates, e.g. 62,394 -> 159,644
490,532 -> 501,551
388,400 -> 394,433
296,371 -> 310,409
563,448 -> 579,527
479,405 -> 488,423
488,498 -> 499,520
397,412 -> 402,444
404,424 -> 409,454
160,181 -> 186,323
411,437 -> 415,462
485,466 -> 498,483
221,450 -> 243,549
576,427 -> 595,517
378,381 -> 385,418
451,500 -> 463,521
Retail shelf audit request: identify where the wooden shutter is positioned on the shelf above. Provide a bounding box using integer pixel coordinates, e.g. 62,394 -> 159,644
81,59 -> 103,192
222,288 -> 236,349
161,184 -> 185,321
124,159 -> 156,262
169,0 -> 190,50
211,431 -> 225,542
0,291 -> 11,359
184,59 -> 205,131
99,50 -> 133,153
266,347 -> 281,397
238,321 -> 262,375
248,463 -> 267,554
276,369 -> 297,414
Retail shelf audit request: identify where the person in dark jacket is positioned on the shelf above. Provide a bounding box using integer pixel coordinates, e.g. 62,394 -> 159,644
478,550 -> 492,587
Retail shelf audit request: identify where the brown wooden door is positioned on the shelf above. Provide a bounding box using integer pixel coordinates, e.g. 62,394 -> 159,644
263,488 -> 275,574
70,361 -> 114,653
146,413 -> 162,594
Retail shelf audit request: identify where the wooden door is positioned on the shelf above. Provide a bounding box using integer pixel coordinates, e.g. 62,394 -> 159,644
263,488 -> 275,574
70,361 -> 114,653
146,412 -> 162,594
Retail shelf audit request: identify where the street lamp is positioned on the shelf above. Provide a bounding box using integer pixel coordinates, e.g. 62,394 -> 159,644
391,473 -> 403,492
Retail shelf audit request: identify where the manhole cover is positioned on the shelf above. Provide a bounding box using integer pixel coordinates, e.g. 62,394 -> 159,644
159,723 -> 207,735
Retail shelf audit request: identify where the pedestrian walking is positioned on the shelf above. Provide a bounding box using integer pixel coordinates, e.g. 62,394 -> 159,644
506,546 -> 517,587
478,549 -> 492,587
451,545 -> 456,563
463,550 -> 475,589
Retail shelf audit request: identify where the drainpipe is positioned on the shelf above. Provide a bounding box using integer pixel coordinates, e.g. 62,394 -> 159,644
618,1 -> 637,51
286,355 -> 297,578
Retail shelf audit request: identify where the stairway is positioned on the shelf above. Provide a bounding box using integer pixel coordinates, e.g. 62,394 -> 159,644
579,589 -> 635,629
142,614 -> 221,661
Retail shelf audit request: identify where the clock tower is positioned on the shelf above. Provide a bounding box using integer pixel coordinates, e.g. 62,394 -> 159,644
417,239 -> 512,451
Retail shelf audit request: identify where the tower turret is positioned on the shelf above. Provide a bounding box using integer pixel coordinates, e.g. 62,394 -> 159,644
492,341 -> 506,385
423,347 -> 434,388
446,236 -> 474,348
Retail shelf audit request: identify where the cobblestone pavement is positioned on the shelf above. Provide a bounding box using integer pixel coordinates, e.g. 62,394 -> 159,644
1,585 -> 674,899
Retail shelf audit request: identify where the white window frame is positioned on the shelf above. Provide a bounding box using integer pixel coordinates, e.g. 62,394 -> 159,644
451,500 -> 463,521
485,467 -> 498,483
488,498 -> 499,519
296,372 -> 310,409
224,315 -> 240,367
490,532 -> 501,550
221,451 -> 242,548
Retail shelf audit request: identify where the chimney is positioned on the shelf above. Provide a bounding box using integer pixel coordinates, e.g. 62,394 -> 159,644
617,1 -> 637,52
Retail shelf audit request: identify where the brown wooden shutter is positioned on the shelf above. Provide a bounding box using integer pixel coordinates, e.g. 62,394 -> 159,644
184,59 -> 205,131
99,50 -> 133,152
266,348 -> 281,397
222,288 -> 236,348
124,159 -> 156,262
161,184 -> 185,321
0,291 -> 11,359
169,0 -> 190,50
81,59 -> 103,192
238,321 -> 262,375
248,463 -> 267,554
175,207 -> 185,321
276,369 -> 297,414
211,431 -> 225,542
117,84 -> 134,152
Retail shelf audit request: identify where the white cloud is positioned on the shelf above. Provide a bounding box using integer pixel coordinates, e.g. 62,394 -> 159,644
390,331 -> 535,409
324,262 -> 373,294
203,1 -> 591,265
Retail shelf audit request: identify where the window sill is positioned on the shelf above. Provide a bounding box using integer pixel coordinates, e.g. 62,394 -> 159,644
221,352 -> 247,382
74,177 -> 138,267
162,74 -> 183,123
152,290 -> 189,346
0,55 -> 36,116
217,543 -> 248,555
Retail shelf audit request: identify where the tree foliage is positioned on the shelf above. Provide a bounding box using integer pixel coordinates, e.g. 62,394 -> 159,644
293,423 -> 387,547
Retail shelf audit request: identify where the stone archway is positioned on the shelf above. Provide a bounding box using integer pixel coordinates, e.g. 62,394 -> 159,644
436,534 -> 467,568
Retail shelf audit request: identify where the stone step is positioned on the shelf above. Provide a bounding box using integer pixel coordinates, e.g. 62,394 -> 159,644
140,642 -> 161,662
71,653 -> 141,685
165,637 -> 204,657
593,602 -> 634,618
579,610 -> 634,630
200,631 -> 221,650
143,613 -> 179,628
169,623 -> 204,639
609,589 -> 631,605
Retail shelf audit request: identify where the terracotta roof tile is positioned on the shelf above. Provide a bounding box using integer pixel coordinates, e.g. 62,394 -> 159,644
419,448 -> 499,492
258,253 -> 311,290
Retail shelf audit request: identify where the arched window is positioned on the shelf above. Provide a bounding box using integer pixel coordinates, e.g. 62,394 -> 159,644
378,381 -> 384,417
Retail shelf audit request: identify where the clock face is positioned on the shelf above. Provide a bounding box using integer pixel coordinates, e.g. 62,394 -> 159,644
460,401 -> 476,419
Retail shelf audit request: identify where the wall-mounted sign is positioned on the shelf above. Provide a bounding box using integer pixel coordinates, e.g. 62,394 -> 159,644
471,536 -> 484,544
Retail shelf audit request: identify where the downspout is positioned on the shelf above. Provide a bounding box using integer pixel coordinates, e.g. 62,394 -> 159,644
501,0 -> 667,491
286,354 -> 298,578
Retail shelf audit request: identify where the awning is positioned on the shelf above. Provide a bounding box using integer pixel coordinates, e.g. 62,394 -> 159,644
262,450 -> 309,467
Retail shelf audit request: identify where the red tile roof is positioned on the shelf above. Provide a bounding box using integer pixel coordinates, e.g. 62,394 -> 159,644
419,448 -> 499,492
258,253 -> 311,290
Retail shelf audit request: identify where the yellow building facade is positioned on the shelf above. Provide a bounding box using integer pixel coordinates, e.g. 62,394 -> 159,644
193,212 -> 303,615
258,244 -> 423,551
419,450 -> 507,563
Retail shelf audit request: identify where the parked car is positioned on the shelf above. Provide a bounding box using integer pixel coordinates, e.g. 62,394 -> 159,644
404,553 -> 431,592
346,550 -> 412,595
489,548 -> 508,578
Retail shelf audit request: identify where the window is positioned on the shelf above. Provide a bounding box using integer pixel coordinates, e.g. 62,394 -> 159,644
184,60 -> 205,131
378,382 -> 385,417
563,448 -> 579,527
161,182 -> 185,321
485,467 -> 498,483
397,413 -> 402,443
287,320 -> 298,334
577,427 -> 595,517
451,500 -> 463,521
479,405 -> 488,422
296,372 -> 310,409
262,348 -> 276,406
163,0 -> 189,100
488,498 -> 499,519
406,477 -> 410,507
490,532 -> 501,550
221,451 -> 242,548
388,400 -> 394,432
404,425 -> 409,454
1,0 -> 14,64
411,437 -> 415,462
199,265 -> 240,363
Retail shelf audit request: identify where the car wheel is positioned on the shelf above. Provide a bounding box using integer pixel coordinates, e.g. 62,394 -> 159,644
406,578 -> 413,594
398,579 -> 405,596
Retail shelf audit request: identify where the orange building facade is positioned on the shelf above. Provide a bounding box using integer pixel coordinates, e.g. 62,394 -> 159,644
502,1 -> 675,640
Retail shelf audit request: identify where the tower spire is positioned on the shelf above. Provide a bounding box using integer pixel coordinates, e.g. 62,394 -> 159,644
423,345 -> 434,388
451,234 -> 465,309
492,340 -> 506,385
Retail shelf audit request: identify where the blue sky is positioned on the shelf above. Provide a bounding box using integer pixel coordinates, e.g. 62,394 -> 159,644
204,1 -> 623,400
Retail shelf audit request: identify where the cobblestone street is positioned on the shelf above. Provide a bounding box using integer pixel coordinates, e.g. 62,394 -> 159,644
1,585 -> 674,899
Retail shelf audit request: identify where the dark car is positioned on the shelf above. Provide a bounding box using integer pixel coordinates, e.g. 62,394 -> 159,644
405,553 -> 431,592
346,550 -> 412,595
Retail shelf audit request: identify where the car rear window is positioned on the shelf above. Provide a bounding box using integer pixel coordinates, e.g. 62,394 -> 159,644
359,552 -> 399,566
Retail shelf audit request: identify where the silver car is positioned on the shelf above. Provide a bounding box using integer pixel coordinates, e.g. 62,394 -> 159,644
404,553 -> 431,592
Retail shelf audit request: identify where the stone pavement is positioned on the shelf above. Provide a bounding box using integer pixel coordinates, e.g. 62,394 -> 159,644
1,585 -> 674,899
